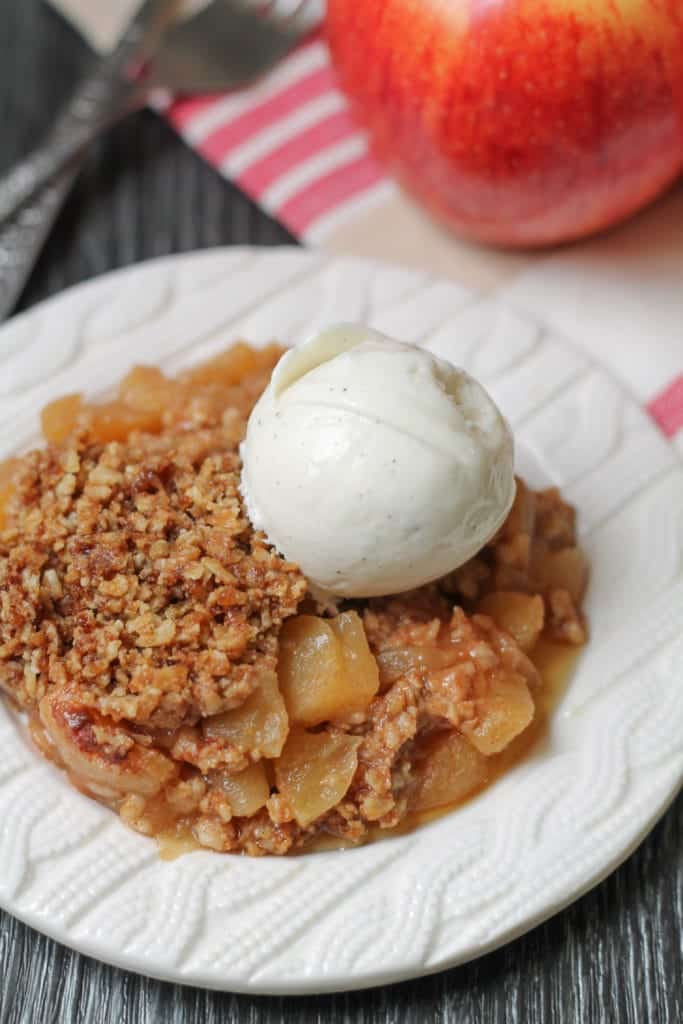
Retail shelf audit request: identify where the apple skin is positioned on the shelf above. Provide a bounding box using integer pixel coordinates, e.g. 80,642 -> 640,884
326,0 -> 683,247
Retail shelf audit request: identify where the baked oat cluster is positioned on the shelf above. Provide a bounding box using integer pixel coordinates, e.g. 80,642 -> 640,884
0,344 -> 587,856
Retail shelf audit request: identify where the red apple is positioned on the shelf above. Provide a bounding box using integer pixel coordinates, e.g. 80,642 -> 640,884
326,0 -> 683,247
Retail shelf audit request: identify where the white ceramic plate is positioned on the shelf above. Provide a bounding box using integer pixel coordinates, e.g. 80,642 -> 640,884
0,248 -> 681,995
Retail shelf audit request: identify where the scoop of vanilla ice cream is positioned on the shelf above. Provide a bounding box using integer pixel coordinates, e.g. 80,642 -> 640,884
240,324 -> 515,598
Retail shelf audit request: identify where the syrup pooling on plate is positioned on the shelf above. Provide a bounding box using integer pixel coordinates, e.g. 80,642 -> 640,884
0,342 -> 587,856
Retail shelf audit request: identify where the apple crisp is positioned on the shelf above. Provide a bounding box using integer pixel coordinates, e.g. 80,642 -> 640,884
0,344 -> 587,856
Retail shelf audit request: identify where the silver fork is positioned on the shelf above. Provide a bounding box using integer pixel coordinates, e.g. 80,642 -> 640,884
0,0 -> 319,320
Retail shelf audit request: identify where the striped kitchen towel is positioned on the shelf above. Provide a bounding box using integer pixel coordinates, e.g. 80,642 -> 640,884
45,0 -> 683,449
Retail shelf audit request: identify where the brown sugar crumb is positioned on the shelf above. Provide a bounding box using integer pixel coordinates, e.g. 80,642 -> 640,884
546,588 -> 587,645
0,344 -> 588,857
440,478 -> 589,640
0,426 -> 306,731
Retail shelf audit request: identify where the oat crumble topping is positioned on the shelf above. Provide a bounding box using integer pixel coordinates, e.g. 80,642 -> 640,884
0,345 -> 587,856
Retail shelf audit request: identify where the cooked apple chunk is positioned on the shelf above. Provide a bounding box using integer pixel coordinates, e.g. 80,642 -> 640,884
477,592 -> 545,652
214,762 -> 270,817
411,731 -> 489,812
275,728 -> 362,827
203,671 -> 289,759
279,612 -> 379,726
461,673 -> 534,755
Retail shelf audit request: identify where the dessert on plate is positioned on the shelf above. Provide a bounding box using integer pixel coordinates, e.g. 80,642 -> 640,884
0,326 -> 587,856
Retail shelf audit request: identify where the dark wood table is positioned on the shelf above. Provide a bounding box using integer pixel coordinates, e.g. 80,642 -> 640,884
1,3 -> 681,1021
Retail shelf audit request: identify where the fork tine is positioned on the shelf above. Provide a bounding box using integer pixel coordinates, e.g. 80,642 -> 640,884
264,0 -> 320,25
224,0 -> 319,30
148,0 -> 319,93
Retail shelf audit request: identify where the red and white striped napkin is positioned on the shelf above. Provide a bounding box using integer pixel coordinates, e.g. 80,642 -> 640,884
167,27 -> 391,244
48,0 -> 683,447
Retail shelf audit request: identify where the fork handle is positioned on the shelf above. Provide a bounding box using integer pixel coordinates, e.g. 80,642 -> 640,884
0,168 -> 80,321
0,0 -> 179,319
0,0 -> 179,226
0,76 -> 144,228
0,70 -> 141,320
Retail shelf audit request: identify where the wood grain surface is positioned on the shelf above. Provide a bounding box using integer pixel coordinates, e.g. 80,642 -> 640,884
0,2 -> 681,1021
